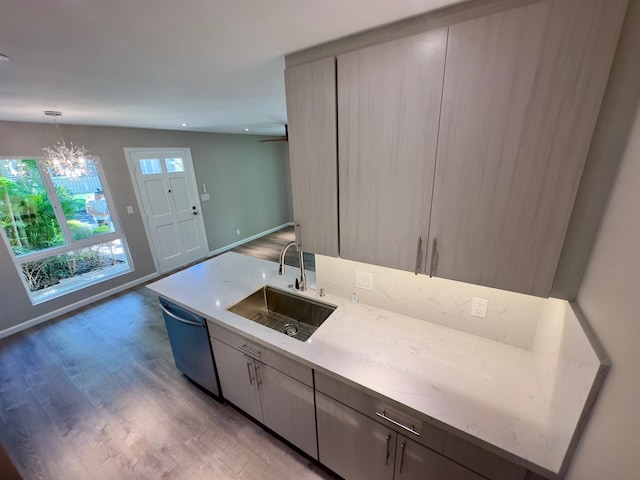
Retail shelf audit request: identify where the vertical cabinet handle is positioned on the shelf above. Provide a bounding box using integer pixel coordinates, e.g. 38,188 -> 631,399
385,434 -> 391,466
414,236 -> 422,275
399,441 -> 406,474
294,223 -> 302,249
246,362 -> 254,386
430,237 -> 438,278
255,363 -> 262,386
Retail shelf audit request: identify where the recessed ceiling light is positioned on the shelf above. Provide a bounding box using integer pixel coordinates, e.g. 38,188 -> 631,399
0,53 -> 9,62
244,128 -> 250,132
181,123 -> 189,127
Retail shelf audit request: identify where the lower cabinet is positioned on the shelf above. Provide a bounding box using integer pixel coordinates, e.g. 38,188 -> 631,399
395,436 -> 483,480
209,324 -> 528,479
209,330 -> 317,458
316,392 -> 484,480
211,338 -> 263,420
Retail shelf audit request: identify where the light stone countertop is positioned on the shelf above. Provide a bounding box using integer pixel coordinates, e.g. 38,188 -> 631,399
146,252 -> 587,476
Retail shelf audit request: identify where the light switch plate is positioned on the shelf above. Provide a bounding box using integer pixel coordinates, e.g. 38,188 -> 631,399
126,206 -> 134,214
201,193 -> 211,201
355,271 -> 374,291
471,297 -> 488,318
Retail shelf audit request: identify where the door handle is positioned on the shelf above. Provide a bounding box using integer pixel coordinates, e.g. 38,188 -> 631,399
430,237 -> 437,278
294,223 -> 302,249
255,363 -> 262,386
414,236 -> 422,275
239,344 -> 262,358
159,303 -> 204,328
399,442 -> 406,474
375,411 -> 420,436
246,361 -> 254,386
192,206 -> 199,216
385,434 -> 391,466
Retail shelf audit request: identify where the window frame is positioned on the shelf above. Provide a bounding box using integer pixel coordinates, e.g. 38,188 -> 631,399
0,154 -> 134,304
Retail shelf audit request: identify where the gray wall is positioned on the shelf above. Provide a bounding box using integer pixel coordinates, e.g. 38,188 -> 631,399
0,121 -> 292,332
563,3 -> 640,477
192,134 -> 291,250
567,89 -> 640,480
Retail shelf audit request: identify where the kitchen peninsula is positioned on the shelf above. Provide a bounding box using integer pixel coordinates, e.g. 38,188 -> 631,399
147,252 -> 606,480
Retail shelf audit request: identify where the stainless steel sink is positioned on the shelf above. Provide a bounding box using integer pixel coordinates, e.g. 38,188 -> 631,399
227,286 -> 336,341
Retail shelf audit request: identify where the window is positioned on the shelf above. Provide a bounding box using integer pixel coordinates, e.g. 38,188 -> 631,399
138,158 -> 162,175
0,155 -> 132,304
165,157 -> 184,173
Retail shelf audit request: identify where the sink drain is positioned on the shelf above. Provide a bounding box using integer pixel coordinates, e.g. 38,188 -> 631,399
283,324 -> 299,337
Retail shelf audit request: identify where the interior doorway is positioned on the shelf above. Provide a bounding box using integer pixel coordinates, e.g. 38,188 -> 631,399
125,148 -> 208,273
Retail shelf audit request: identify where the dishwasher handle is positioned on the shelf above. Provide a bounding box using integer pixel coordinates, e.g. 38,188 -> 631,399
159,302 -> 205,328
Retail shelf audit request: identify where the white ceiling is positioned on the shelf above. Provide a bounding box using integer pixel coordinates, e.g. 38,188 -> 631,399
0,0 -> 462,136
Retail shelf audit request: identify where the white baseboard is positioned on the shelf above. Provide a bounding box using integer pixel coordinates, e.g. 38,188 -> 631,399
208,222 -> 295,257
0,272 -> 160,339
0,222 -> 295,339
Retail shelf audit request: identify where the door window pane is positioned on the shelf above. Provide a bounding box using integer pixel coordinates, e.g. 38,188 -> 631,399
139,158 -> 162,175
165,157 -> 184,173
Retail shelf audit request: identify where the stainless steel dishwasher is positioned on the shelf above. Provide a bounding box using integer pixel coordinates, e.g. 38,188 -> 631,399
158,297 -> 220,397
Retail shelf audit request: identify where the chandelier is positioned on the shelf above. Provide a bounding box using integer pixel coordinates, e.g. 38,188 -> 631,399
42,110 -> 90,177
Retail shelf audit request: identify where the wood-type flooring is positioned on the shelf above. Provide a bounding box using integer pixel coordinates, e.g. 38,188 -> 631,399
231,226 -> 315,272
0,227 -> 330,480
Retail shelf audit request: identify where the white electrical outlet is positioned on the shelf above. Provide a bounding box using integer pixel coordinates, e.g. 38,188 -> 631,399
355,271 -> 374,290
471,297 -> 488,318
236,229 -> 241,236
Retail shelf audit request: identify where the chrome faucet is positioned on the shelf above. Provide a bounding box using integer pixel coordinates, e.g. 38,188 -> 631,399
279,240 -> 307,291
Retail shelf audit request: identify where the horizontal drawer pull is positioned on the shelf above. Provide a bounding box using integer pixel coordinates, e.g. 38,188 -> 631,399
375,411 -> 420,436
239,344 -> 262,357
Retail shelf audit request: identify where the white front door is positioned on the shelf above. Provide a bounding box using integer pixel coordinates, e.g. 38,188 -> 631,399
126,148 -> 208,273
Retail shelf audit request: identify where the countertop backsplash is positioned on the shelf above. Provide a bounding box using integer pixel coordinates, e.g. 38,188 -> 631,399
315,254 -> 546,350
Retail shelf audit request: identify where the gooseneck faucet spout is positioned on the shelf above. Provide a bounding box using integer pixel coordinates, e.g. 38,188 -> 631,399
278,241 -> 307,291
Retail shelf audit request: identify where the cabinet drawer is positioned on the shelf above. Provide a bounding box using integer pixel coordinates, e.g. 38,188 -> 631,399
316,372 -> 526,480
209,322 -> 313,387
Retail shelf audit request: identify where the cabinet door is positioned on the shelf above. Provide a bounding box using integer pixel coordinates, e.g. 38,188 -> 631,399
285,57 -> 339,257
316,392 -> 395,480
338,29 -> 447,273
258,362 -> 318,459
395,435 -> 484,480
430,0 -> 626,296
210,338 -> 263,421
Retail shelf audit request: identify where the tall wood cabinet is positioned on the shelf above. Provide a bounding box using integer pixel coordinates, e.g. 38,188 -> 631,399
428,0 -> 627,296
284,0 -> 627,296
285,57 -> 339,257
337,29 -> 447,272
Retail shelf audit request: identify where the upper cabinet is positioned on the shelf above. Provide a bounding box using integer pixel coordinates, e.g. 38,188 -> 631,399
338,29 -> 448,273
428,0 -> 627,296
284,0 -> 627,296
285,57 -> 339,257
